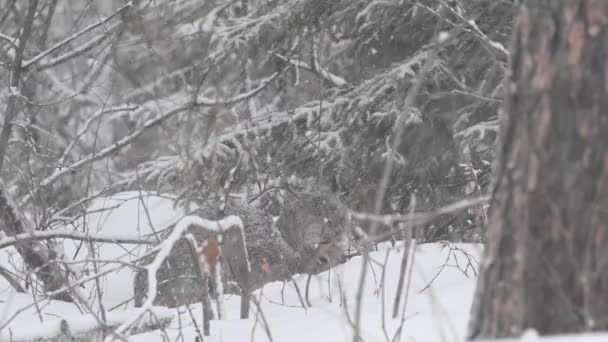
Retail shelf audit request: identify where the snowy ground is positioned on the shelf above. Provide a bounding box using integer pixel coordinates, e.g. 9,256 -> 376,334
129,241 -> 482,342
0,193 -> 603,341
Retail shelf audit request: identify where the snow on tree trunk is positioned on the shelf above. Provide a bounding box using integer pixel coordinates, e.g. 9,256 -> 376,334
197,236 -> 226,319
214,257 -> 225,319
469,1 -> 608,339
114,215 -> 244,338
0,182 -> 71,301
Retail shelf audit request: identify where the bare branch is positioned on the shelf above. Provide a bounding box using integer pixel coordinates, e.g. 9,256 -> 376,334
58,104 -> 140,165
273,52 -> 347,88
353,47 -> 437,341
407,0 -> 508,61
18,104 -> 189,208
436,0 -> 509,58
349,195 -> 490,238
0,32 -> 17,48
195,68 -> 286,106
0,266 -> 25,293
0,230 -> 155,250
19,69 -> 285,208
46,245 -> 166,299
22,1 -> 133,68
121,66 -> 194,103
392,195 -> 416,318
36,31 -> 112,71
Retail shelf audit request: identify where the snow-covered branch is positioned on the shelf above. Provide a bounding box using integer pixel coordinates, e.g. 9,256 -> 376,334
0,0 -> 75,302
311,43 -> 347,87
195,68 -> 286,106
349,195 -> 490,227
36,31 -> 113,71
0,32 -> 16,48
0,230 -> 154,250
438,0 -> 509,58
110,215 -> 244,340
273,52 -> 347,88
19,66 -> 285,209
408,0 -> 509,61
58,104 -> 140,166
18,103 -> 190,208
22,1 -> 133,68
455,119 -> 499,140
122,66 -> 193,103
46,244 -> 165,300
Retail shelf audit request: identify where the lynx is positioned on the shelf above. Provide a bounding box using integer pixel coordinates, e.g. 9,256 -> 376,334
133,190 -> 350,308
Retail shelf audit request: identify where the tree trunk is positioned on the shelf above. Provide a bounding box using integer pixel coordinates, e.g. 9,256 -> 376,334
469,0 -> 608,339
0,184 -> 72,301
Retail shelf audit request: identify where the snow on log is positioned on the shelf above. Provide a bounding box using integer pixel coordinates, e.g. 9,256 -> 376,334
109,215 -> 243,340
0,307 -> 173,342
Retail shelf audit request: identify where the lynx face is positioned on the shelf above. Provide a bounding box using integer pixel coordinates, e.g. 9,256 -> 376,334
262,190 -> 352,275
314,233 -> 349,267
297,213 -> 350,273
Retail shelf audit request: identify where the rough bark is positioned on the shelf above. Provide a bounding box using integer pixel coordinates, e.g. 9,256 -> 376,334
0,0 -> 37,172
0,0 -> 72,302
469,0 -> 608,338
0,184 -> 72,301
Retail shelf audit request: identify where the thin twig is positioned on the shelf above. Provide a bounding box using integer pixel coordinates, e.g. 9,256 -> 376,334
22,1 -> 133,68
392,195 -> 416,318
0,230 -> 154,249
19,68 -> 285,209
353,46 -> 437,342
